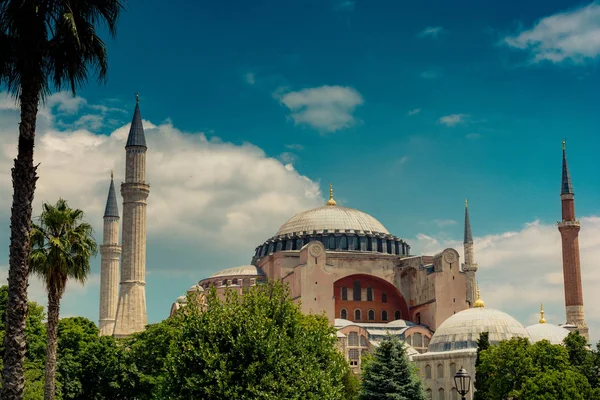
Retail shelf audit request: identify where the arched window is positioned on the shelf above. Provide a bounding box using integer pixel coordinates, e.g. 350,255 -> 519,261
424,336 -> 430,347
340,309 -> 347,319
416,312 -> 421,324
438,388 -> 445,400
426,389 -> 432,400
437,364 -> 444,378
425,364 -> 432,379
381,310 -> 388,321
348,332 -> 358,346
348,349 -> 359,366
413,333 -> 423,347
368,309 -> 375,321
450,388 -> 459,400
354,309 -> 361,321
353,281 -> 361,301
232,278 -> 238,285
367,287 -> 373,301
340,236 -> 348,250
341,287 -> 348,300
328,236 -> 336,250
449,363 -> 457,378
382,292 -> 387,303
395,310 -> 401,320
360,335 -> 368,347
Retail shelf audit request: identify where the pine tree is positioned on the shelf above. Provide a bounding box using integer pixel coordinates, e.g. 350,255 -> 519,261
359,335 -> 426,400
474,332 -> 490,400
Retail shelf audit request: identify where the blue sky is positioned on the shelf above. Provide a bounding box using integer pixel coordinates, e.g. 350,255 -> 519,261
1,0 -> 600,341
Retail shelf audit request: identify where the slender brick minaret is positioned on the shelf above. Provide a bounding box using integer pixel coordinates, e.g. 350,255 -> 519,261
113,94 -> 149,338
99,173 -> 121,336
461,199 -> 478,307
558,140 -> 588,341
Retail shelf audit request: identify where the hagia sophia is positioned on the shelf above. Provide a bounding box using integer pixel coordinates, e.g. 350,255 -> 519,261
98,98 -> 590,399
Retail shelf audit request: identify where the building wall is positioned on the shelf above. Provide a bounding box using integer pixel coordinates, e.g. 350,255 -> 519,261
414,349 -> 477,400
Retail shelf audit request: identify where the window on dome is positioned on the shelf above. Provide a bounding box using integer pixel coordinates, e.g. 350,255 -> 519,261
360,335 -> 368,347
395,310 -> 401,320
353,281 -> 361,301
341,309 -> 347,319
354,309 -> 361,321
328,236 -> 336,250
348,332 -> 358,346
340,236 -> 348,250
382,292 -> 387,303
381,310 -> 388,321
437,364 -> 444,378
387,240 -> 392,254
367,287 -> 373,301
341,287 -> 348,301
413,333 -> 423,347
368,310 -> 375,321
349,236 -> 357,250
377,239 -> 383,252
425,365 -> 432,379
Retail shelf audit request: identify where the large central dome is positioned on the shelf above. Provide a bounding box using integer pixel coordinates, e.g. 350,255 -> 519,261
276,205 -> 389,237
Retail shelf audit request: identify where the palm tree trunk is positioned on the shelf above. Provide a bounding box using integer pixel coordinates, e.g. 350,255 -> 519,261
43,287 -> 60,400
1,82 -> 40,400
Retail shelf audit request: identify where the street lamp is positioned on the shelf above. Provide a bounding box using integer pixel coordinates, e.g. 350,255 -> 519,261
453,367 -> 471,400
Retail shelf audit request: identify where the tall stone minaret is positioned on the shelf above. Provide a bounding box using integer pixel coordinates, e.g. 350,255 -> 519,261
113,94 -> 149,338
462,199 -> 478,307
558,140 -> 588,341
99,173 -> 121,336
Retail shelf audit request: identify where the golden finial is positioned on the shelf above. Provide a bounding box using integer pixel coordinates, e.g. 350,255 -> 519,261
136,92 -> 139,103
326,183 -> 337,206
562,138 -> 566,151
473,285 -> 485,308
539,303 -> 546,324
465,198 -> 468,208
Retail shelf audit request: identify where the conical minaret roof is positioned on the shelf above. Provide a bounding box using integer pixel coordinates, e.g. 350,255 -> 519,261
464,199 -> 473,244
126,93 -> 147,148
104,173 -> 119,218
561,139 -> 573,195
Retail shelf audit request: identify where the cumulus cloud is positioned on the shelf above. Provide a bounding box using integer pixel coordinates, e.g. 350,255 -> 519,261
277,85 -> 364,133
418,26 -> 444,38
504,2 -> 600,63
412,217 -> 600,344
407,108 -> 422,116
439,113 -> 467,126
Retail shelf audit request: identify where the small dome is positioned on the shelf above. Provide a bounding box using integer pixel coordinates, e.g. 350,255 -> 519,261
428,307 -> 530,352
211,265 -> 265,278
275,206 -> 389,237
187,284 -> 204,293
176,295 -> 187,304
526,323 -> 570,345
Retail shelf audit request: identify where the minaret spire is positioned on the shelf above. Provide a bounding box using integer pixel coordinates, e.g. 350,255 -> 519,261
462,199 -> 478,307
557,140 -> 588,341
99,173 -> 122,336
113,94 -> 150,338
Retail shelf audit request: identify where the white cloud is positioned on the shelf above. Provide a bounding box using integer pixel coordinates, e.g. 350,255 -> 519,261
432,219 -> 457,228
504,2 -> 600,63
407,108 -> 422,116
279,151 -> 298,164
277,85 -> 364,133
418,26 -> 444,38
413,216 -> 600,344
244,72 -> 256,85
439,113 -> 467,126
46,92 -> 87,114
398,155 -> 409,165
285,143 -> 304,151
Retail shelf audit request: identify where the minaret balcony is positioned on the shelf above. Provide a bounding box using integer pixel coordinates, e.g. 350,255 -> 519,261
558,220 -> 580,228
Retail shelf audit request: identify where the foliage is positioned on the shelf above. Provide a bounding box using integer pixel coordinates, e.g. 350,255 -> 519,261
30,199 -> 98,400
473,331 -> 490,400
162,281 -> 351,400
359,335 -> 426,400
476,336 -> 598,400
1,0 -> 123,396
564,331 -> 599,387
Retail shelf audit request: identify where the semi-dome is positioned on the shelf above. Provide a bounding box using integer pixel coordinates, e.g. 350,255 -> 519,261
211,265 -> 265,278
275,205 -> 389,237
427,305 -> 530,353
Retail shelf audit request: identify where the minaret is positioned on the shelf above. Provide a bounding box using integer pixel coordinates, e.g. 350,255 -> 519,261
557,140 -> 588,341
462,199 -> 478,307
113,94 -> 149,338
99,173 -> 121,336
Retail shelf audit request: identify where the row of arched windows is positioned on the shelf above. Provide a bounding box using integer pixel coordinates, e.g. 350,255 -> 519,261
424,362 -> 457,380
340,308 -> 401,321
425,387 -> 460,400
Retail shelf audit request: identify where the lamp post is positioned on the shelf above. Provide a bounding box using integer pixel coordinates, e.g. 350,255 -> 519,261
453,367 -> 471,400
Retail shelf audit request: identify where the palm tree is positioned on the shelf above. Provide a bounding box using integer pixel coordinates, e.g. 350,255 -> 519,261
0,1 -> 122,397
29,199 -> 98,400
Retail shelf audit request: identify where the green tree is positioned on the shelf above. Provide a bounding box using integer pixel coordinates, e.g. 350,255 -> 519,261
564,331 -> 598,388
520,369 -> 595,400
473,332 -> 490,400
0,1 -> 123,397
359,335 -> 426,400
162,282 -> 351,399
29,200 -> 98,400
